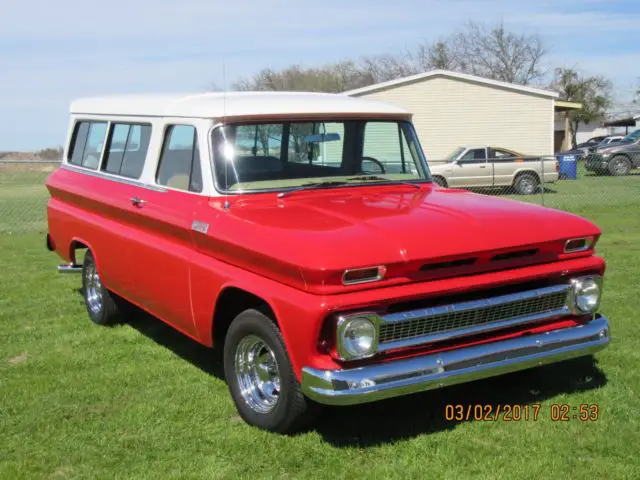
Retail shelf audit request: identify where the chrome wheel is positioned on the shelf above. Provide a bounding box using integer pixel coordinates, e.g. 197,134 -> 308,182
84,260 -> 103,315
235,335 -> 281,414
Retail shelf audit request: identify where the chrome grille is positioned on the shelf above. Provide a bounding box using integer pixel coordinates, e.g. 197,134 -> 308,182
378,284 -> 570,349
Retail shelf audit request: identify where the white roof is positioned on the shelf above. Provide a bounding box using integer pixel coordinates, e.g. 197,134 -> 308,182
70,91 -> 411,119
343,69 -> 559,99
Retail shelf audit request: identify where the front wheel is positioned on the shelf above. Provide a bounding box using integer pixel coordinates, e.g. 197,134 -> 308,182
223,309 -> 318,433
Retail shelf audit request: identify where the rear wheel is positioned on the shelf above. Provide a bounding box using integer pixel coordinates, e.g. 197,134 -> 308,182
513,172 -> 539,195
608,156 -> 631,176
223,309 -> 318,433
432,176 -> 447,187
81,250 -> 123,326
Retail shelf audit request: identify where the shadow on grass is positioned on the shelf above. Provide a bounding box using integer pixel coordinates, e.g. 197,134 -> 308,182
74,290 -> 226,380
314,355 -> 606,447
98,295 -> 607,446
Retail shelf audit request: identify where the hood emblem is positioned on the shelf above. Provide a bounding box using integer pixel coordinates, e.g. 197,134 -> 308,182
191,220 -> 209,234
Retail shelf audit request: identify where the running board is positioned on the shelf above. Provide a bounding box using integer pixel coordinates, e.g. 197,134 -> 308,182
58,263 -> 82,274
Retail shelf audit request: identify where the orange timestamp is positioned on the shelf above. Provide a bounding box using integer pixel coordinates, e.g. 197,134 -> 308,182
444,403 -> 600,422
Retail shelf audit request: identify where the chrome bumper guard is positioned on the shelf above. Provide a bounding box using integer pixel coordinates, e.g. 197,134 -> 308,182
301,315 -> 610,406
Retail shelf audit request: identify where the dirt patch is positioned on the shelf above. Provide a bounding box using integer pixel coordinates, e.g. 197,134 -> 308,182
8,352 -> 28,365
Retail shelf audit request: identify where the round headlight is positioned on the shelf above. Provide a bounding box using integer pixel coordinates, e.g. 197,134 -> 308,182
573,277 -> 601,313
339,317 -> 377,359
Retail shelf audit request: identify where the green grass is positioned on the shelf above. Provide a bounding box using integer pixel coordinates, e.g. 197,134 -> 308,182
1,166 -> 640,479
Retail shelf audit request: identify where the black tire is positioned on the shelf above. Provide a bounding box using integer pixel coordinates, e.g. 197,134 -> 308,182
513,172 -> 539,195
432,176 -> 447,187
608,156 -> 631,176
223,309 -> 318,433
81,250 -> 123,326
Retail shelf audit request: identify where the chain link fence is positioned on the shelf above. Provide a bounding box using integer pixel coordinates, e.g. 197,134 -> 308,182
1,156 -> 638,238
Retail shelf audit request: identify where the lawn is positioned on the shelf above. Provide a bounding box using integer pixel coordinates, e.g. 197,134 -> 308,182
1,165 -> 639,479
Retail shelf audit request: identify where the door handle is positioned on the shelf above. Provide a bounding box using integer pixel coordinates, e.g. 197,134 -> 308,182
130,196 -> 146,208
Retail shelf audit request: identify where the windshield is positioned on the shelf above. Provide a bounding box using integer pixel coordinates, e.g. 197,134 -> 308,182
446,147 -> 465,161
211,120 -> 431,192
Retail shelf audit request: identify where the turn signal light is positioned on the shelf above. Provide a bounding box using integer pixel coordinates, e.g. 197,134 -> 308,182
564,236 -> 594,253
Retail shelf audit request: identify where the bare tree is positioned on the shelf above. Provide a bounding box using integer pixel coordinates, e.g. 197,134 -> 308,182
223,20 -> 549,93
441,21 -> 547,84
553,68 -> 613,148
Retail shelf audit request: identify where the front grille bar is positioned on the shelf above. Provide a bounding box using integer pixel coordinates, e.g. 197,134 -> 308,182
377,284 -> 571,353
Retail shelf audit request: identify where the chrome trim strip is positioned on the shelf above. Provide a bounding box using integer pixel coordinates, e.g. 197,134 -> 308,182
382,284 -> 570,324
377,306 -> 571,352
302,315 -> 610,406
60,163 -> 168,192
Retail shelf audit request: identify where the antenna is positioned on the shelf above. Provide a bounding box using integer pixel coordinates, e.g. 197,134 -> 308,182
222,60 -> 230,210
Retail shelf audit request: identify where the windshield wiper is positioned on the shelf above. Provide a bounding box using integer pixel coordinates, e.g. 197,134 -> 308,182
345,175 -> 423,189
277,180 -> 349,198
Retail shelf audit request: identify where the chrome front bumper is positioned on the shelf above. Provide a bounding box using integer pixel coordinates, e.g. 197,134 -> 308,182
301,315 -> 610,406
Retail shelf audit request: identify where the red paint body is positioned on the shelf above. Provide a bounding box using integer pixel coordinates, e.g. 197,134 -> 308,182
46,168 -> 605,377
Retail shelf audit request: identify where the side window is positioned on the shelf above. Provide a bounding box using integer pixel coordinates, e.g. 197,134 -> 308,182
363,122 -> 417,175
492,149 -> 515,160
363,122 -> 401,173
68,121 -> 107,169
103,123 -> 152,179
156,125 -> 202,192
460,148 -> 487,163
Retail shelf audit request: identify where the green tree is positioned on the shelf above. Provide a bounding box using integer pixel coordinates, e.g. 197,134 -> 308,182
553,68 -> 613,148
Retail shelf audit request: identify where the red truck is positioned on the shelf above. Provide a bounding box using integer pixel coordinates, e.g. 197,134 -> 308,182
46,92 -> 610,433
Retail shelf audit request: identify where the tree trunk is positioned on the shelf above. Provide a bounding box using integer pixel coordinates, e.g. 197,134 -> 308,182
570,119 -> 579,149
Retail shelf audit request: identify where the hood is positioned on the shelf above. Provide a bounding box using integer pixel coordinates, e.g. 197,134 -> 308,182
200,185 -> 601,294
596,140 -> 633,153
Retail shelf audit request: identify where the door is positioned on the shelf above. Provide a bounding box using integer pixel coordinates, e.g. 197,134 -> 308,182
628,141 -> 640,167
123,124 -> 205,336
450,148 -> 492,187
489,148 -> 520,186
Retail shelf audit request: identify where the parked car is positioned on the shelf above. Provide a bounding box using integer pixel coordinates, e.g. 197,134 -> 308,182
45,92 -> 610,433
598,135 -> 625,146
429,146 -> 559,195
584,132 -> 640,175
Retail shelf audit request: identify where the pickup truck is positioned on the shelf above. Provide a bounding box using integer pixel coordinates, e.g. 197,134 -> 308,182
429,146 -> 559,195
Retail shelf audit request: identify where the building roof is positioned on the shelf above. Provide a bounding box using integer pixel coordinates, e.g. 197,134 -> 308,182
70,91 -> 411,119
342,69 -> 560,99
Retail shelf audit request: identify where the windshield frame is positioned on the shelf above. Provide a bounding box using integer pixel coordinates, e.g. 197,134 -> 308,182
208,118 -> 433,195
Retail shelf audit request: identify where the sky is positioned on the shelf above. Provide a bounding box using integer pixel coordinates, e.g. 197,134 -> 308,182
1,0 -> 639,151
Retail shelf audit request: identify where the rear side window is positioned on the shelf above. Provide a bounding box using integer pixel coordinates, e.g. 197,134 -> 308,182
68,121 -> 108,169
156,125 -> 202,192
103,123 -> 152,179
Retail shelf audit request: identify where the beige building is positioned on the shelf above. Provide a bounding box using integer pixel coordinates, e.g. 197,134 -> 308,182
344,70 -> 564,160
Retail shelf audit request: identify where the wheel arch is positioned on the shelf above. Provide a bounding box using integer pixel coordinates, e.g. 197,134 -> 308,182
211,286 -> 280,349
69,237 -> 95,266
432,175 -> 448,187
513,169 -> 541,184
